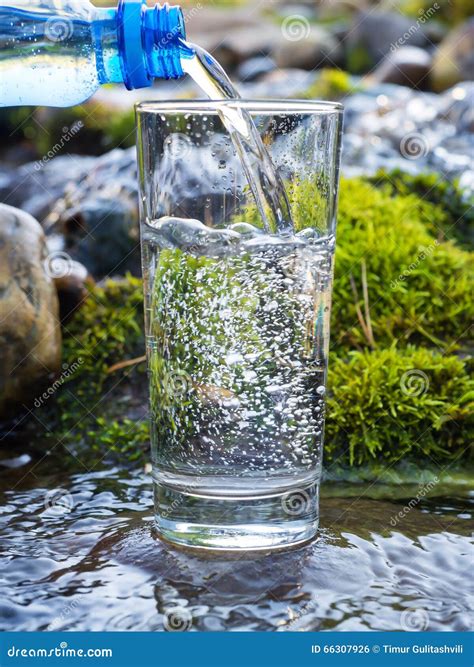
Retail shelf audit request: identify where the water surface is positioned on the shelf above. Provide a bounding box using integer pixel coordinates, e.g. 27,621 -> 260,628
1,447 -> 471,632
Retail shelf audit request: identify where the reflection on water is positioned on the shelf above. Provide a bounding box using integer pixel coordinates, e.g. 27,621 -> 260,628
0,454 -> 472,632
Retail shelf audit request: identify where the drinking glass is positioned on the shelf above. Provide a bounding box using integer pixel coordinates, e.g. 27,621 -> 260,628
136,100 -> 343,551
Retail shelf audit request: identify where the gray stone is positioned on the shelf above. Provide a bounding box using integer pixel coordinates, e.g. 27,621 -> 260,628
61,196 -> 139,279
237,56 -> 276,82
371,46 -> 433,90
274,25 -> 342,70
0,204 -> 61,419
0,148 -> 141,279
0,154 -> 96,222
423,20 -> 448,45
52,259 -> 92,323
345,11 -> 429,72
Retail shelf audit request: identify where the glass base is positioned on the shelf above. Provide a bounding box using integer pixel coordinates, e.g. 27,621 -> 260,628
153,478 -> 319,552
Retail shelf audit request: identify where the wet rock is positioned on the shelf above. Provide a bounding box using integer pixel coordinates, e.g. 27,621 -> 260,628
432,134 -> 474,178
439,82 -> 474,133
345,11 -> 429,72
0,154 -> 96,222
186,6 -> 259,44
218,25 -> 283,69
432,19 -> 474,92
274,26 -> 342,70
0,204 -> 61,419
423,20 -> 448,45
371,46 -> 432,90
342,83 -> 474,189
0,148 -> 140,280
61,196 -> 139,279
52,260 -> 93,323
237,56 -> 276,82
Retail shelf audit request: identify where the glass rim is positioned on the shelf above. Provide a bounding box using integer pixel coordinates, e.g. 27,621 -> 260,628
135,98 -> 343,115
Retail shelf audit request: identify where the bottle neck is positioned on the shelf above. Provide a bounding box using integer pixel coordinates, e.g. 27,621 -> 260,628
93,1 -> 190,90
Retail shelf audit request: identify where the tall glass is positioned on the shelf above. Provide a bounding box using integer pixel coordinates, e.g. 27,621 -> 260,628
136,100 -> 343,551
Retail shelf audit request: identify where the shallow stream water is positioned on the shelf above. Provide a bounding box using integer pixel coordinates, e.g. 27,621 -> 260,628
1,445 -> 472,632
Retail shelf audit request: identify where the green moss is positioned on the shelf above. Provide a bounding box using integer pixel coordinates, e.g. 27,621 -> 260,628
38,276 -> 149,461
147,245 -> 318,452
239,177 -> 330,234
332,177 -> 473,352
92,100 -> 136,149
147,249 -> 257,448
368,169 -> 473,247
87,418 -> 149,462
326,346 -> 473,466
297,68 -> 359,100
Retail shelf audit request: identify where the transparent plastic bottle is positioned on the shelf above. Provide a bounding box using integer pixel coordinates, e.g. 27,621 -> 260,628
0,0 -> 190,106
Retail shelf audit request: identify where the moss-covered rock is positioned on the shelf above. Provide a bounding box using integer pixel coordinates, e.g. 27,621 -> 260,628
368,169 -> 473,247
326,346 -> 473,466
36,276 -> 149,461
332,177 -> 472,352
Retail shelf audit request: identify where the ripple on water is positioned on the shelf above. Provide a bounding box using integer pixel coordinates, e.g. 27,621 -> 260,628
0,467 -> 472,631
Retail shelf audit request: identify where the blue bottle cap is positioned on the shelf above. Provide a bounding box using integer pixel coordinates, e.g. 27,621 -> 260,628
117,0 -> 186,89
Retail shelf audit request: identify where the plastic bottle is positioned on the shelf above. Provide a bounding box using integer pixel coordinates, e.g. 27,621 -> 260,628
0,0 -> 190,106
